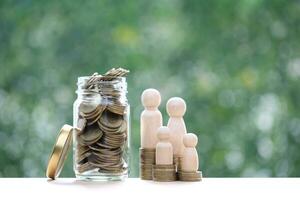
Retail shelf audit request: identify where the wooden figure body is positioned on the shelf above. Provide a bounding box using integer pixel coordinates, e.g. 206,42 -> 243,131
140,88 -> 163,149
156,126 -> 173,165
181,133 -> 199,172
166,97 -> 187,157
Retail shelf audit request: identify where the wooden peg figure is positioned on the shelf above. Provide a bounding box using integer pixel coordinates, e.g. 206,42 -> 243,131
156,126 -> 173,165
166,97 -> 187,157
153,126 -> 177,181
141,88 -> 163,149
181,133 -> 199,172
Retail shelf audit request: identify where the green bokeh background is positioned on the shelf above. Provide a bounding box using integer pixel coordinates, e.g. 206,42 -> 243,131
0,0 -> 300,177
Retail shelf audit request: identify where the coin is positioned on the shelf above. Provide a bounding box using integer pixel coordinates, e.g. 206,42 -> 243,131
139,148 -> 155,165
117,121 -> 127,133
177,171 -> 202,182
173,156 -> 182,171
79,124 -> 103,145
77,118 -> 87,132
77,162 -> 94,173
92,147 -> 122,155
77,151 -> 92,164
152,164 -> 177,182
79,100 -> 99,114
139,148 -> 156,180
96,141 -> 115,149
99,110 -> 123,128
80,105 -> 106,126
107,104 -> 126,115
153,164 -> 176,170
101,68 -> 129,81
77,144 -> 89,156
139,148 -> 156,153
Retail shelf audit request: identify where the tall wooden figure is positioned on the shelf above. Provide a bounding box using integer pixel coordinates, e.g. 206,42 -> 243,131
141,88 -> 162,149
139,88 -> 162,180
153,126 -> 177,182
166,97 -> 187,170
178,133 -> 202,181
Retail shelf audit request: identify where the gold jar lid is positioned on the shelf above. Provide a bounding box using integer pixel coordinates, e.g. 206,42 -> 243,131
46,124 -> 73,180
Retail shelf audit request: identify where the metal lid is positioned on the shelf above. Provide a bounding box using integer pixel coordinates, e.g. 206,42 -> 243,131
46,124 -> 73,180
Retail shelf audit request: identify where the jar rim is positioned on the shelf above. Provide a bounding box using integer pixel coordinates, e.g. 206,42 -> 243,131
76,76 -> 127,95
77,76 -> 126,86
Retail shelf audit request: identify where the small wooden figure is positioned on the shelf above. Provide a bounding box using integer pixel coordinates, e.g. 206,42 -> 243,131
166,97 -> 187,157
178,133 -> 202,181
156,126 -> 173,165
153,126 -> 177,182
181,133 -> 199,171
141,88 -> 163,149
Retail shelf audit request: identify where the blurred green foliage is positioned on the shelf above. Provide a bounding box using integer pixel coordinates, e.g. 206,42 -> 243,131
0,0 -> 300,177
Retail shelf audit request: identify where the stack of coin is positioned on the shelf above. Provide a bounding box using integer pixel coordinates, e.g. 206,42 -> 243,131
173,156 -> 182,172
103,68 -> 130,81
83,68 -> 129,89
75,68 -> 129,174
177,171 -> 202,182
152,164 -> 177,182
139,148 -> 155,180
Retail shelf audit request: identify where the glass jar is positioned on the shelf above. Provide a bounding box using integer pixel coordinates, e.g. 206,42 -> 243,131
73,76 -> 130,181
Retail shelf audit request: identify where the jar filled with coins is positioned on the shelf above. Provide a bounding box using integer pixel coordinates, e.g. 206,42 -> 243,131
73,68 -> 130,180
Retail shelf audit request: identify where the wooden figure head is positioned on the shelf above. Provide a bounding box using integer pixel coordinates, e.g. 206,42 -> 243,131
183,133 -> 198,148
141,88 -> 161,108
166,97 -> 186,117
157,126 -> 171,141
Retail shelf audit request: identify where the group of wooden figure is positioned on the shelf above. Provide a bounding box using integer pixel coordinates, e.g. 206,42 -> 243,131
140,88 -> 202,181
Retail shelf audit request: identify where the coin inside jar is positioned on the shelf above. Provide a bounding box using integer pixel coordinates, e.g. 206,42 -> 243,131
107,104 -> 126,115
76,118 -> 87,134
74,68 -> 129,175
98,110 -> 123,128
77,144 -> 89,155
79,124 -> 103,145
78,99 -> 99,114
80,105 -> 106,125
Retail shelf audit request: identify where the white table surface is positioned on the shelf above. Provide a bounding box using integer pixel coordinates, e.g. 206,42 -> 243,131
0,178 -> 299,200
